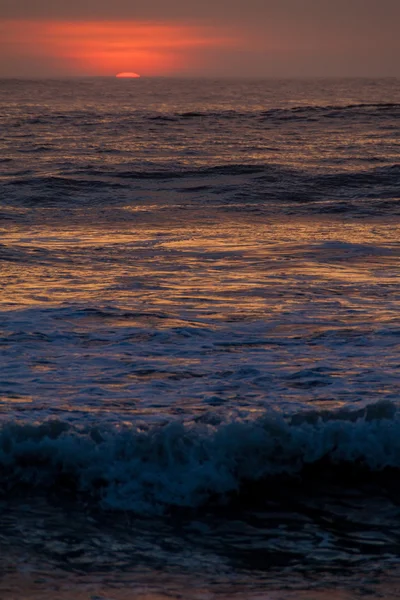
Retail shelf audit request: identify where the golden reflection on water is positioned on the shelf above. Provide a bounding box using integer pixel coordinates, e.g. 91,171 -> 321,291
1,215 -> 399,319
1,212 -> 399,415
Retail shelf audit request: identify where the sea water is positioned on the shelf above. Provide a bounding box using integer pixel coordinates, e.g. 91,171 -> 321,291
0,77 -> 400,598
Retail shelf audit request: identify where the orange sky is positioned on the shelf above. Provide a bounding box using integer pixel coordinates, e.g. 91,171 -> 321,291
0,1 -> 399,78
0,19 -> 242,77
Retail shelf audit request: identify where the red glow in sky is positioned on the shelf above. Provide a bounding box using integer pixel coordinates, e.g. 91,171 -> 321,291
0,19 -> 240,77
0,2 -> 399,78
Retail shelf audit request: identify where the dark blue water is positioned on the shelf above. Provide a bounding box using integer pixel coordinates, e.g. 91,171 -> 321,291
0,77 -> 400,599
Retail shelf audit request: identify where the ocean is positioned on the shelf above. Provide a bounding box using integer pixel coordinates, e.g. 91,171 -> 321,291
0,77 -> 400,599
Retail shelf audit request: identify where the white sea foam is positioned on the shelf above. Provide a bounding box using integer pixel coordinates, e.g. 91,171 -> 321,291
0,401 -> 398,514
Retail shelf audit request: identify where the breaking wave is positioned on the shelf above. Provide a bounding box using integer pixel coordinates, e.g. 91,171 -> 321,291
1,400 -> 399,515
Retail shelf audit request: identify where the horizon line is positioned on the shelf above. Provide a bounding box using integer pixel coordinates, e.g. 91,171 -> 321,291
1,74 -> 399,80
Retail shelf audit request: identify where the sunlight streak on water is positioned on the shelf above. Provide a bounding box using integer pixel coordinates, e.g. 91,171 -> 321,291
1,214 -> 399,421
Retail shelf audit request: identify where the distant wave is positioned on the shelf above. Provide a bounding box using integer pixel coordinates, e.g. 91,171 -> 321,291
1,400 -> 399,515
313,164 -> 400,188
11,102 -> 400,129
5,163 -> 399,183
259,102 -> 400,121
158,103 -> 400,122
160,103 -> 400,122
2,163 -> 399,217
5,174 -> 128,189
4,163 -> 398,189
115,164 -> 267,179
3,164 -> 272,186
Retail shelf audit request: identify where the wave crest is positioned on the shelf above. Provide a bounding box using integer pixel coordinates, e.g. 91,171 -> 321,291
1,401 -> 399,514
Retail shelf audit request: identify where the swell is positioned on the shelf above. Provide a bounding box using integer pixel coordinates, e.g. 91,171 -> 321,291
1,400 -> 399,515
173,102 -> 400,122
5,163 -> 399,184
2,164 -> 399,219
259,102 -> 400,121
9,102 -> 400,128
3,164 -> 399,212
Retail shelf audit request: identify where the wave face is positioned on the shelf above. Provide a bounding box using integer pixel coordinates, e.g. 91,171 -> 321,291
1,401 -> 399,514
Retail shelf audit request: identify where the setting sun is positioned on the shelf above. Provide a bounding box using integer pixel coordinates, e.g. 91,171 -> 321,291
116,72 -> 141,78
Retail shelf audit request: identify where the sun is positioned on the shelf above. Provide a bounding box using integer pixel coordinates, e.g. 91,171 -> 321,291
116,72 -> 141,78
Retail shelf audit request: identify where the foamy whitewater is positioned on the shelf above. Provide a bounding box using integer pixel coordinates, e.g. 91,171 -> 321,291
0,78 -> 400,598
